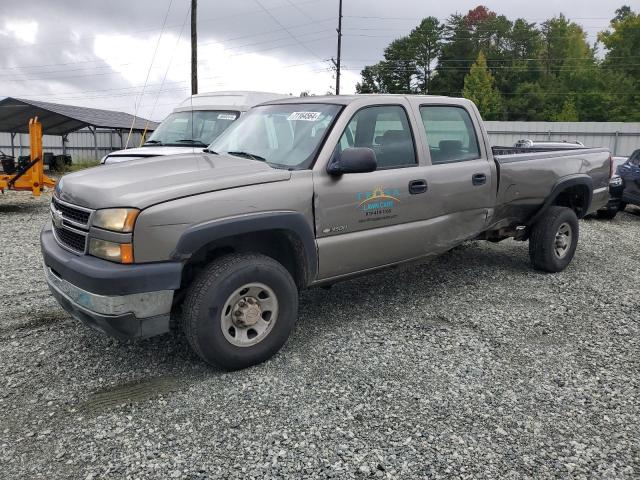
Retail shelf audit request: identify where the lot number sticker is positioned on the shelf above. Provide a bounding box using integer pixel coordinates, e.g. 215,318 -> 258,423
287,111 -> 322,121
217,113 -> 237,120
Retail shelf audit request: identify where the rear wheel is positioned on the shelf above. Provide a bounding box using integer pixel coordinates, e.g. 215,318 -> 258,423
182,253 -> 298,370
529,206 -> 579,272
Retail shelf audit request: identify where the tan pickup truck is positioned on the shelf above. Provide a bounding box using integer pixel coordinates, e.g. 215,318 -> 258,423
42,95 -> 612,369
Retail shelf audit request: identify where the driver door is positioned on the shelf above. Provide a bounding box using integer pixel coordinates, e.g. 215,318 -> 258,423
313,104 -> 431,279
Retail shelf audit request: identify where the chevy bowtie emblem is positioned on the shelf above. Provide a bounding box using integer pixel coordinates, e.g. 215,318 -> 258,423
52,209 -> 64,228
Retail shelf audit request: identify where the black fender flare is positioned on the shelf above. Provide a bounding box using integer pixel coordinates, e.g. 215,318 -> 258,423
527,174 -> 593,227
171,211 -> 318,283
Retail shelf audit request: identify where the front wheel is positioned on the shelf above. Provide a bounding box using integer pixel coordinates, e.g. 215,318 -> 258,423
182,253 -> 298,370
529,206 -> 579,272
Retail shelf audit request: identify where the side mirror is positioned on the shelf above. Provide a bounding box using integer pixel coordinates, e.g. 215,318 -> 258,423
327,147 -> 377,176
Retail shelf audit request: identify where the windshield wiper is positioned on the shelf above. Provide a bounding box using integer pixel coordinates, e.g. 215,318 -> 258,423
226,151 -> 267,162
143,140 -> 162,145
175,139 -> 208,147
203,148 -> 218,154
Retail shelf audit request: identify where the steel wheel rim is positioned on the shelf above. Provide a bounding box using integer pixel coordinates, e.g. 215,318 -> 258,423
554,222 -> 572,259
221,283 -> 279,347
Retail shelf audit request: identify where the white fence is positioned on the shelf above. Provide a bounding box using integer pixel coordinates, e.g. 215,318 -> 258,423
485,121 -> 640,157
1,122 -> 639,161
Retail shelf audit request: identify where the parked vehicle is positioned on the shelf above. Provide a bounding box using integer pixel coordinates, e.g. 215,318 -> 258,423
597,156 -> 628,219
42,95 -> 611,369
101,91 -> 290,164
618,149 -> 640,209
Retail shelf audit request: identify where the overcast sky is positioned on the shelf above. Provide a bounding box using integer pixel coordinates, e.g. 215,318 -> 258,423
0,0 -> 627,121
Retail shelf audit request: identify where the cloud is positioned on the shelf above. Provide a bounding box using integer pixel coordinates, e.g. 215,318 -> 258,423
0,19 -> 39,44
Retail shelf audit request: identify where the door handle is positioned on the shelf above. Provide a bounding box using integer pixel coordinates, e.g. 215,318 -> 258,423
409,179 -> 428,194
472,173 -> 487,186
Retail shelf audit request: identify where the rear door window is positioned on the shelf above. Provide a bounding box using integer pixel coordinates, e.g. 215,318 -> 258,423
420,106 -> 481,164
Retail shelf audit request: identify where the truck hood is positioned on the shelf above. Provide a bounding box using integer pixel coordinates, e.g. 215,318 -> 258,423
56,153 -> 291,209
103,146 -> 200,164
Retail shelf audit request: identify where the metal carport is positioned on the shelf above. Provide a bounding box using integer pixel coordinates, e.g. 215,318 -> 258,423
0,97 -> 158,159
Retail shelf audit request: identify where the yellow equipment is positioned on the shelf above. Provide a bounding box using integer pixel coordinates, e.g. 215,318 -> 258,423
0,117 -> 56,196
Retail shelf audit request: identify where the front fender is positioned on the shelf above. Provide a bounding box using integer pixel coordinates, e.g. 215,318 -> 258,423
171,211 -> 318,281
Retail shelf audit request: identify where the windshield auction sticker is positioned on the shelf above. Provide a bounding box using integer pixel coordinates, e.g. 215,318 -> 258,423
287,111 -> 322,121
217,113 -> 237,120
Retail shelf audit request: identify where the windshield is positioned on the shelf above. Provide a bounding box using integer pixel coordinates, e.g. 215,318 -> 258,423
145,110 -> 240,147
208,103 -> 342,169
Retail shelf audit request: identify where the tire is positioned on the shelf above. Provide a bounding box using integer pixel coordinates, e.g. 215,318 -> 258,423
529,206 -> 579,273
182,253 -> 298,370
596,207 -> 618,220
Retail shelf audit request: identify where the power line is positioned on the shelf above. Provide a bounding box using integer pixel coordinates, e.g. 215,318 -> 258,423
0,0 -> 331,51
0,29 -> 335,83
344,55 -> 640,64
125,0 -> 174,149
340,64 -> 640,73
142,0 -> 192,142
2,52 -> 334,101
0,17 -> 336,74
343,14 -> 617,21
252,0 -> 326,62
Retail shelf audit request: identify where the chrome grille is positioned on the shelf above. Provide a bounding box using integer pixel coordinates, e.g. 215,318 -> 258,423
51,197 -> 93,254
52,197 -> 91,225
53,224 -> 87,253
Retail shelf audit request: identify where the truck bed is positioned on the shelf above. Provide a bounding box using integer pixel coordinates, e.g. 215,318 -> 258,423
490,147 -> 611,228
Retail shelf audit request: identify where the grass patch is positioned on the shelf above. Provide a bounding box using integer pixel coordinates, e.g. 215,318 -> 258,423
57,160 -> 101,173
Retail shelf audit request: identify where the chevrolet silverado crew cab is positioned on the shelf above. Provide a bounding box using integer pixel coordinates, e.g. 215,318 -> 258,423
101,91 -> 289,164
42,95 -> 612,369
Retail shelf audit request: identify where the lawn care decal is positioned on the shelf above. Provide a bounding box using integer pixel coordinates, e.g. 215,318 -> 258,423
356,186 -> 400,222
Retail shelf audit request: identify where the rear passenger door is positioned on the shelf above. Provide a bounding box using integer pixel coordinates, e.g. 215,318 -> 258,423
414,103 -> 495,241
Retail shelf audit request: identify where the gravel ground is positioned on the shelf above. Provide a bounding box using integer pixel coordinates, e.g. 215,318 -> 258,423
1,190 -> 639,479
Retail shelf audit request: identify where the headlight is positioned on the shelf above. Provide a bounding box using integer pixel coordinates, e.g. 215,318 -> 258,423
92,208 -> 139,232
88,238 -> 134,264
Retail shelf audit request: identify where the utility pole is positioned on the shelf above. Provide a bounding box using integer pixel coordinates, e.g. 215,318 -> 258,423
191,0 -> 198,95
333,0 -> 343,95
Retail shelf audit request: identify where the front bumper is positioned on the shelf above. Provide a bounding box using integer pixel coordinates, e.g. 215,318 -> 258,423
41,224 -> 183,339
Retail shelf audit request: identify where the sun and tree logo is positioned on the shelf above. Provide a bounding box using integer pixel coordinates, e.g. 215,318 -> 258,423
356,186 -> 401,217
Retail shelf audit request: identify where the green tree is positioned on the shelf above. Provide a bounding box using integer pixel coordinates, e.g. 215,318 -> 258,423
355,37 -> 416,94
462,51 -> 503,119
540,15 -> 594,76
356,65 -> 384,94
430,13 -> 475,96
355,5 -> 640,121
380,37 -> 417,93
598,6 -> 640,78
553,97 -> 579,121
408,17 -> 443,93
